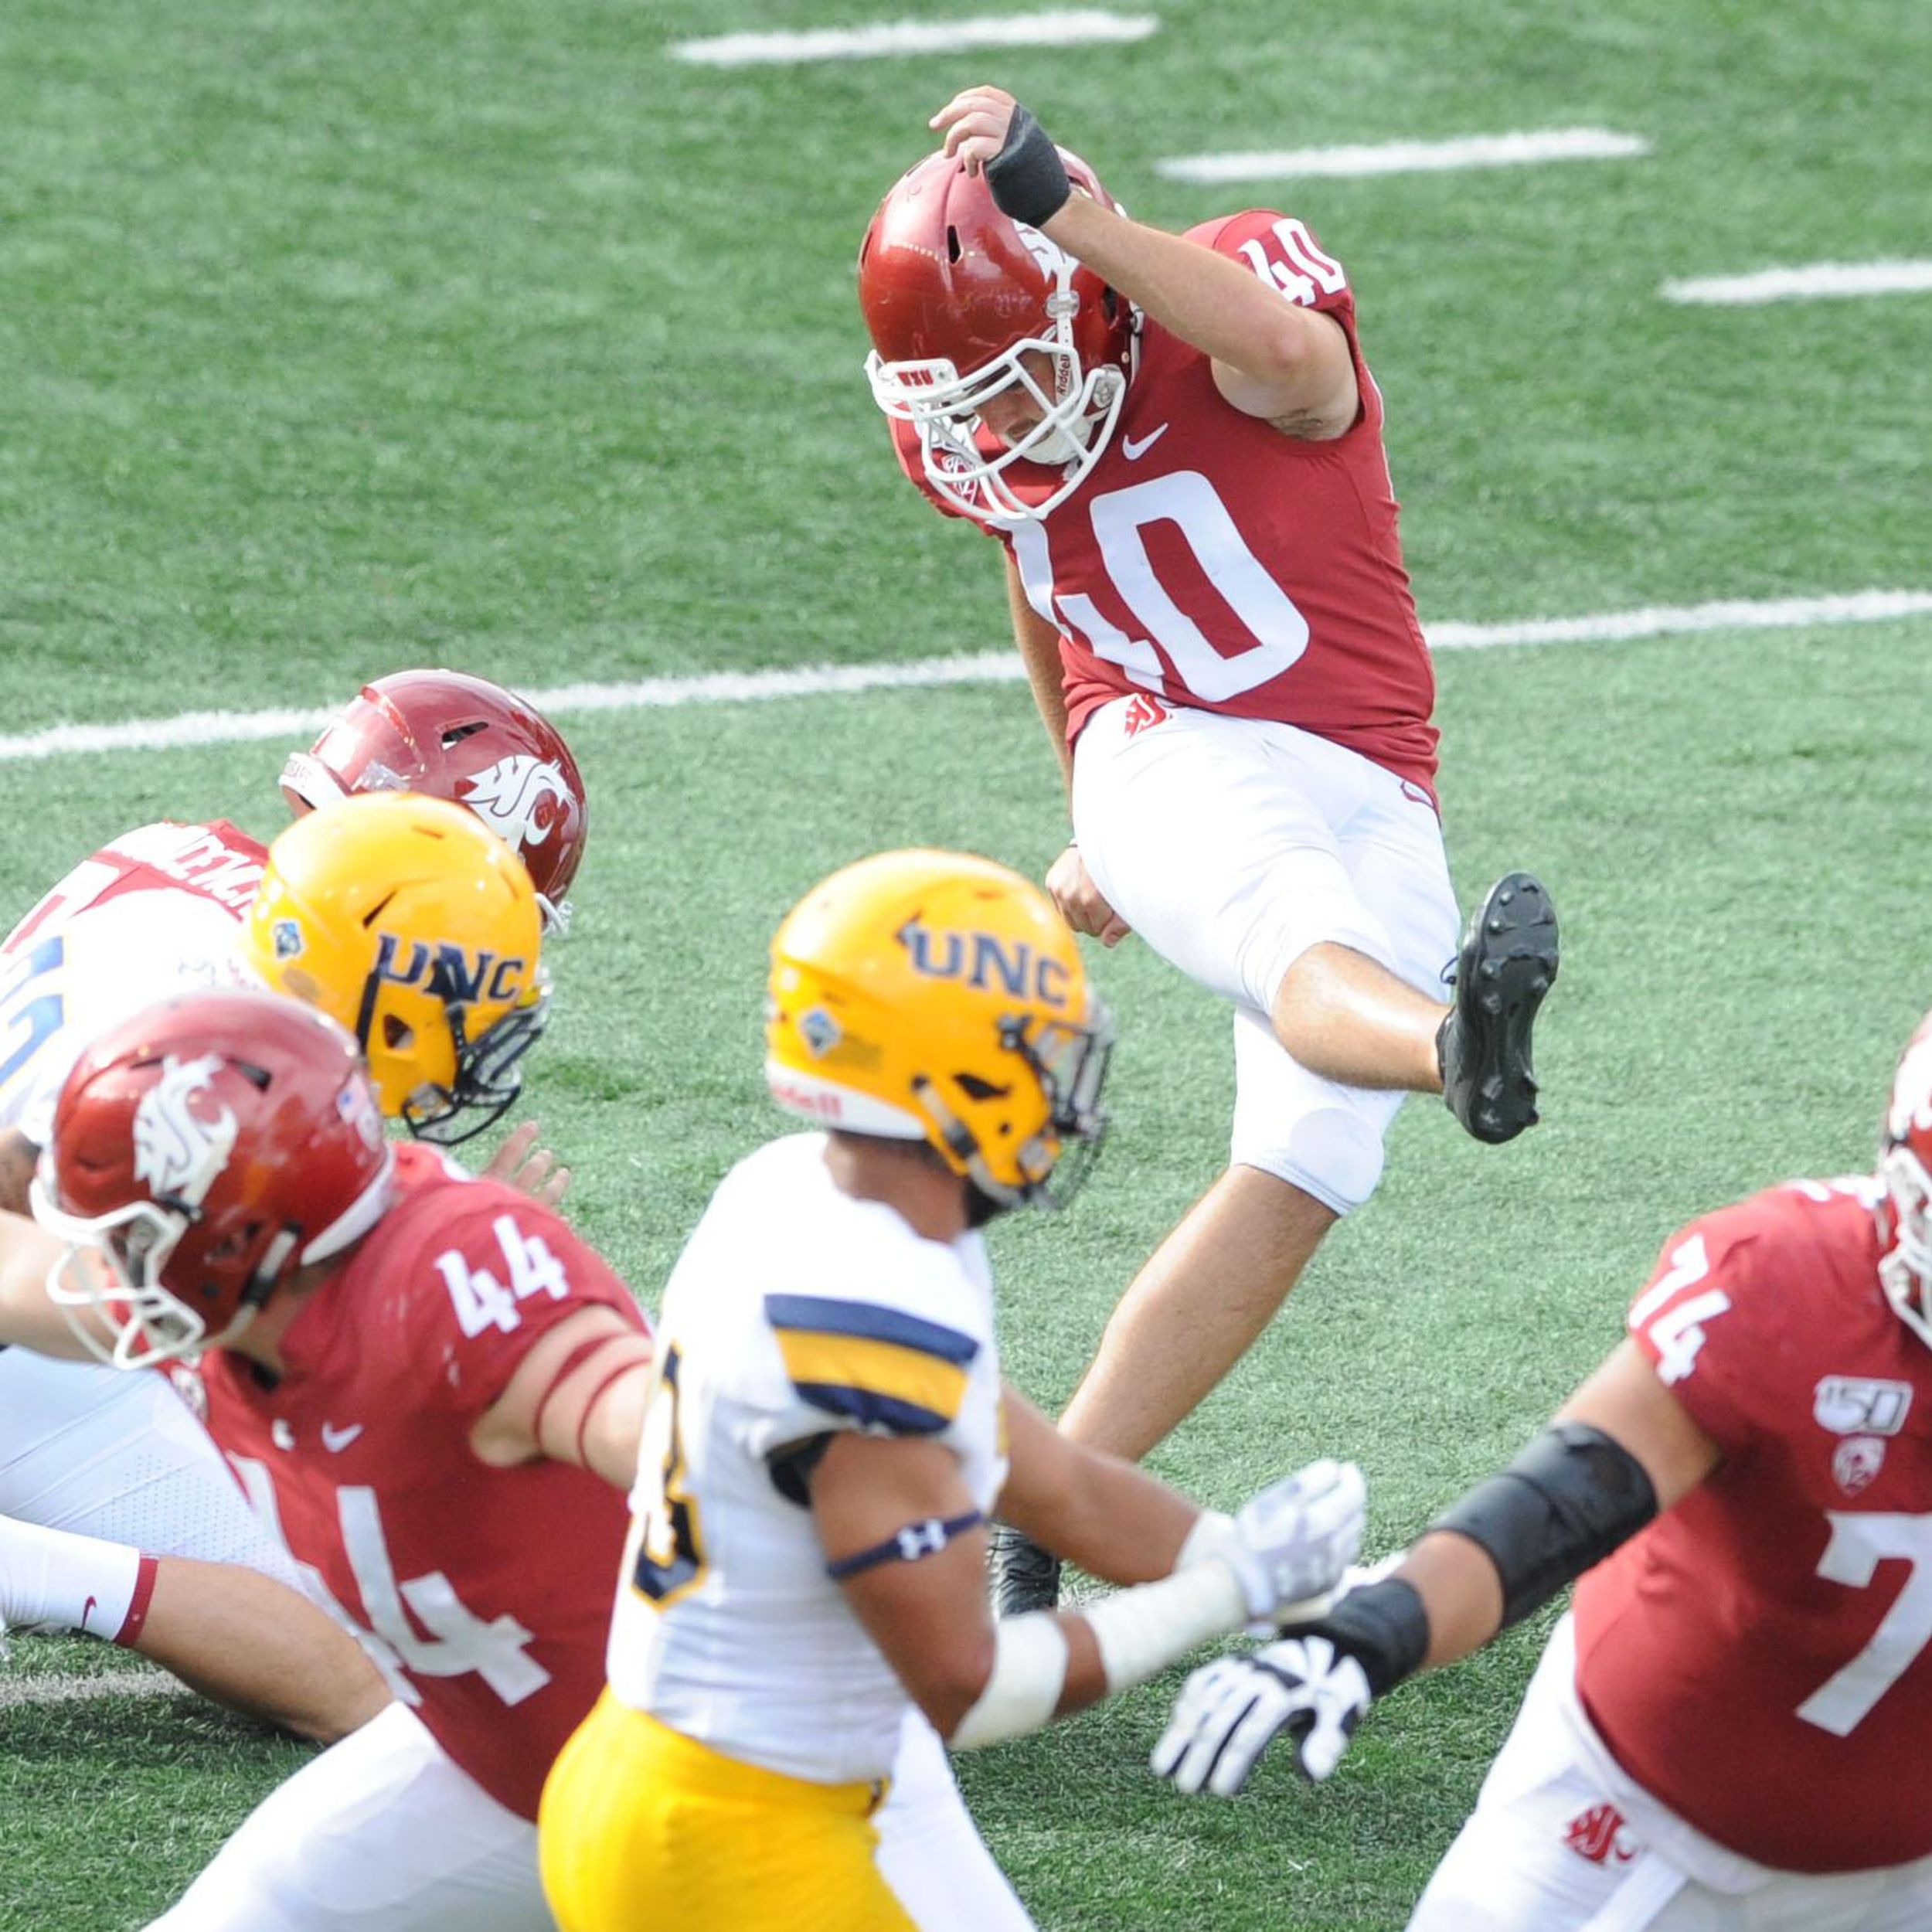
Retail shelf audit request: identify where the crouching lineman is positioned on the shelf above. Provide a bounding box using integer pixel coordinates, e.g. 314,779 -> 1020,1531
1152,1012 -> 1932,1928
538,850 -> 1366,1930
0,787 -> 558,1750
27,986 -> 652,1929
0,669 -> 585,1746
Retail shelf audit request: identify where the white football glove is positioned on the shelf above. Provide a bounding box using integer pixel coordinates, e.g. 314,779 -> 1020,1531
1183,1458 -> 1366,1625
1151,1634 -> 1372,1797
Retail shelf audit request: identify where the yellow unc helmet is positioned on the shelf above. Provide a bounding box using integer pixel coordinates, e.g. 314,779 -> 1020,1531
767,849 -> 1113,1209
240,792 -> 546,1145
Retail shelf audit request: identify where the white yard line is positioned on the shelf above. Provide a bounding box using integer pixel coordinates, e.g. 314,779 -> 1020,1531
672,10 -> 1158,66
1427,589 -> 1932,651
0,1665 -> 180,1709
1662,260 -> 1932,305
0,590 -> 1927,766
1157,128 -> 1650,184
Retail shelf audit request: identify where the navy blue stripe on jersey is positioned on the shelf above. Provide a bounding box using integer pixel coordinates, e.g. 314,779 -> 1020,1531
763,1293 -> 980,1366
790,1379 -> 954,1437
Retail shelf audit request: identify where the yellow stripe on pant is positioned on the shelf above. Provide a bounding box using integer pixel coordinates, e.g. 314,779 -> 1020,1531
539,1690 -> 917,1931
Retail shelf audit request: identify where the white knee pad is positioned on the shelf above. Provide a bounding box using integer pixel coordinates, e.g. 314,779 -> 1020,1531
1229,1010 -> 1404,1215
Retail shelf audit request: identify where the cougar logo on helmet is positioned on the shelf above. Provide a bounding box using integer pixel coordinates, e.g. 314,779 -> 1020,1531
132,1055 -> 237,1208
1012,219 -> 1076,284
459,756 -> 571,857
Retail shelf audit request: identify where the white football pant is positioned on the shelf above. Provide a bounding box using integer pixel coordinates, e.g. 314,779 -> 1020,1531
146,1704 -> 1033,1930
0,1346 -> 306,1591
1073,697 -> 1460,1215
1410,1617 -> 1932,1931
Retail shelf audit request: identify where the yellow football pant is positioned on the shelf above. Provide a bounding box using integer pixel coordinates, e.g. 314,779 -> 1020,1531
539,1690 -> 917,1932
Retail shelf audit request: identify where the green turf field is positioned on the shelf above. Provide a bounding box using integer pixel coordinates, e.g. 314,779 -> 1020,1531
2,0 -> 1929,1926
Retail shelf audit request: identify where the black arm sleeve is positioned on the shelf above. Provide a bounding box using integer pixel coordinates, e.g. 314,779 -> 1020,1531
1429,1422 -> 1658,1629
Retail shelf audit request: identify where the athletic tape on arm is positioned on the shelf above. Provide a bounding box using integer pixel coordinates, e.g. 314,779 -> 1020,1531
1430,1422 -> 1658,1628
951,1560 -> 1251,1750
951,1612 -> 1070,1748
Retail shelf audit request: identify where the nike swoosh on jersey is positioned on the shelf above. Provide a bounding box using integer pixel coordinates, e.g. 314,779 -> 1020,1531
321,1422 -> 364,1453
1121,423 -> 1170,461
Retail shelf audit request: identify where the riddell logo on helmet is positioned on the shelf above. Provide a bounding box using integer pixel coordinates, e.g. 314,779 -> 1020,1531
460,756 -> 570,856
372,934 -> 527,1006
896,917 -> 1070,1009
768,1078 -> 842,1121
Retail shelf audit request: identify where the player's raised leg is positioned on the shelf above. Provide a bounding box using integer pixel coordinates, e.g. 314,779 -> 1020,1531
1058,1166 -> 1336,1467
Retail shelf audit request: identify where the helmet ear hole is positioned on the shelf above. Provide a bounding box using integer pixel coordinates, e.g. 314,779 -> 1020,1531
946,225 -> 962,264
382,1013 -> 414,1052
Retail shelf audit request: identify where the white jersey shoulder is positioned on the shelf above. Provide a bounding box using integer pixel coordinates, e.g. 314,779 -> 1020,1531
606,1132 -> 1005,1785
0,825 -> 253,1143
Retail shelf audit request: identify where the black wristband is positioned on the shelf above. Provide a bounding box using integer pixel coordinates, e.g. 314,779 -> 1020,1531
1297,1578 -> 1430,1698
984,105 -> 1072,229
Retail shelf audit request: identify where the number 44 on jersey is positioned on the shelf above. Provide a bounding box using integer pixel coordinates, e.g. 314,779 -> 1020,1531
437,1215 -> 571,1338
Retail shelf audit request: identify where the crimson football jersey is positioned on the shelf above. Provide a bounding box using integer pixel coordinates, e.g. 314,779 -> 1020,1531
1574,1180 -> 1932,1872
889,210 -> 1437,797
195,1142 -> 645,1819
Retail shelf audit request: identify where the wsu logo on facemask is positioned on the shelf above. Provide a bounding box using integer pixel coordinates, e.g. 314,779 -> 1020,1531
133,1054 -> 238,1208
459,756 -> 570,857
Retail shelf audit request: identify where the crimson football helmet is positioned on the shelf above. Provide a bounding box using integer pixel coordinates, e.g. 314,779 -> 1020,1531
281,670 -> 588,932
1877,1011 -> 1932,1349
860,149 -> 1137,522
30,989 -> 394,1369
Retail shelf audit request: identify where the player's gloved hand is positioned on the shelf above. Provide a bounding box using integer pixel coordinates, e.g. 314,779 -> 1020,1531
1152,1573 -> 1429,1796
1151,1634 -> 1372,1795
1181,1459 -> 1366,1624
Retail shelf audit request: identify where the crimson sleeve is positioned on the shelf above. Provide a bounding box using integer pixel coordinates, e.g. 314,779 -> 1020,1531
1624,1206 -> 1769,1454
405,1189 -> 648,1426
1194,209 -> 1355,325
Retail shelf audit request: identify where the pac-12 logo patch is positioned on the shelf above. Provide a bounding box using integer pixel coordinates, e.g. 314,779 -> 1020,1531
1834,1437 -> 1887,1495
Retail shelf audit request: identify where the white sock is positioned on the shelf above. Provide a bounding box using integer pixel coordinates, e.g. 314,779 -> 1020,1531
0,1515 -> 158,1644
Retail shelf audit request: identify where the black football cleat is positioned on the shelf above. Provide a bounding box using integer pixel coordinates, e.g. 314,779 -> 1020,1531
990,1523 -> 1062,1617
1437,872 -> 1559,1145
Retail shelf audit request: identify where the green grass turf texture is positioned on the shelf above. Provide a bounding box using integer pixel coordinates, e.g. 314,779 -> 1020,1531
0,0 -> 1928,1924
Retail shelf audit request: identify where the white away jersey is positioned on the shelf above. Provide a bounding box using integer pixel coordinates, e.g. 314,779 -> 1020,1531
0,821 -> 262,1145
605,1132 -> 1006,1784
